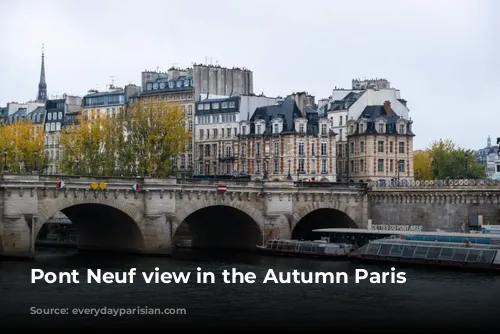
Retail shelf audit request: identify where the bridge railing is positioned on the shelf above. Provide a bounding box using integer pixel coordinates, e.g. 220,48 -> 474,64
294,181 -> 368,189
371,179 -> 500,189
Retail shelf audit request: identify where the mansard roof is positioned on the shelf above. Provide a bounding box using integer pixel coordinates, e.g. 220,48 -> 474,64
351,105 -> 415,136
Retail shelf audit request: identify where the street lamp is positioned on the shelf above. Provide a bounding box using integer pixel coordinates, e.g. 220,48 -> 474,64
286,159 -> 292,180
3,149 -> 8,173
33,152 -> 38,172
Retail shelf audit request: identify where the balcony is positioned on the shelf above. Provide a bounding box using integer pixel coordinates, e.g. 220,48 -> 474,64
218,155 -> 236,161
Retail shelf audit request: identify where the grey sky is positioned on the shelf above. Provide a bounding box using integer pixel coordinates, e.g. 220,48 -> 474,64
0,0 -> 498,150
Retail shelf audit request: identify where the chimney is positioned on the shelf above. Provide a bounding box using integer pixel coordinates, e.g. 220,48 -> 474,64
383,100 -> 391,115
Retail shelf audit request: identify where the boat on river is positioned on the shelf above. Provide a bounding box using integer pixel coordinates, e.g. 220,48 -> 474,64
256,239 -> 355,259
349,237 -> 500,271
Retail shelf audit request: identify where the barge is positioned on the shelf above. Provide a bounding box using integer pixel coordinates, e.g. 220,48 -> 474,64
349,238 -> 500,271
256,239 -> 355,259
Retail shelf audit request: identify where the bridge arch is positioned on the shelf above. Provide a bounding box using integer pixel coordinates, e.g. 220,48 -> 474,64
174,199 -> 265,251
291,202 -> 359,240
36,197 -> 145,253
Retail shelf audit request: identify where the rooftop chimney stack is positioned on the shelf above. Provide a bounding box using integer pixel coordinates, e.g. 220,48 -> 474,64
383,100 -> 391,115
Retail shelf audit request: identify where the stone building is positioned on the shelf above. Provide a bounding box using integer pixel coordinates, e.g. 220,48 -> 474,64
237,95 -> 337,181
345,101 -> 415,183
319,78 -> 411,181
43,95 -> 82,174
81,84 -> 141,119
194,94 -> 278,175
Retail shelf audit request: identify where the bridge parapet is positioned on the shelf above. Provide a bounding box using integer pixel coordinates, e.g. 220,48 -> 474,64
370,179 -> 500,190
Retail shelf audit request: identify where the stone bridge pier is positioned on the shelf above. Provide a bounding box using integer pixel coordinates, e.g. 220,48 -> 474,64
0,175 -> 368,259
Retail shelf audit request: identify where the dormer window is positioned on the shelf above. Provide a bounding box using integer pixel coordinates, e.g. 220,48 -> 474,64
229,101 -> 236,108
321,123 -> 327,136
378,123 -> 384,133
242,125 -> 246,135
176,81 -> 182,88
212,103 -> 219,109
221,102 -> 228,109
350,125 -> 354,134
256,124 -> 262,134
360,123 -> 364,133
399,124 -> 405,134
273,123 -> 279,134
299,124 -> 305,133
169,81 -> 174,88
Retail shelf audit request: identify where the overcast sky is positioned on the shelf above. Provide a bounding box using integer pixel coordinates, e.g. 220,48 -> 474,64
0,0 -> 498,150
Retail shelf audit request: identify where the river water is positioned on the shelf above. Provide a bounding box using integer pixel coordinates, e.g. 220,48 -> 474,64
1,247 -> 499,330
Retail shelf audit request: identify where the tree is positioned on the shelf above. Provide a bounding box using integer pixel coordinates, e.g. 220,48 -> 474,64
414,139 -> 486,180
121,101 -> 190,176
58,101 -> 190,177
0,120 -> 48,173
413,150 -> 433,180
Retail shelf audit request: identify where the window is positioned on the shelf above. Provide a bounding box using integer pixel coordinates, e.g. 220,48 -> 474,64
299,159 -> 305,173
212,103 -> 219,109
311,143 -> 315,156
350,142 -> 354,154
241,161 -> 247,173
241,143 -> 246,157
50,123 -> 55,131
52,112 -> 57,120
227,128 -> 231,137
58,112 -> 63,119
339,129 -> 343,140
242,125 -> 246,135
321,143 -> 327,156
321,124 -> 327,135
188,105 -> 193,116
360,123 -> 364,133
274,159 -> 279,174
321,159 -> 327,173
45,123 -> 50,131
229,101 -> 236,108
256,161 -> 261,173
298,142 -> 305,156
203,104 -> 210,110
56,122 -> 61,131
360,141 -> 365,153
360,159 -> 364,171
221,102 -> 228,109
274,123 -> 279,133
377,159 -> 384,172
256,143 -> 261,157
273,142 -> 279,156
226,146 -> 232,157
378,141 -> 384,153
47,113 -> 52,121
199,129 -> 204,139
350,160 -> 354,172
188,120 -> 193,130
350,125 -> 354,134
399,142 -> 405,154
256,125 -> 262,134
378,123 -> 384,133
299,124 -> 305,133
398,160 -> 405,173
389,142 -> 394,153
399,124 -> 405,133
390,159 -> 394,172
214,129 -> 218,138
197,104 -> 203,111
339,116 -> 343,126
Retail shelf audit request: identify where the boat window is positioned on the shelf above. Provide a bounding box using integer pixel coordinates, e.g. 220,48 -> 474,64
378,243 -> 392,256
401,245 -> 416,257
366,243 -> 380,255
389,244 -> 404,257
425,247 -> 442,260
413,246 -> 429,258
465,250 -> 480,263
438,247 -> 455,261
451,249 -> 468,262
478,250 -> 496,263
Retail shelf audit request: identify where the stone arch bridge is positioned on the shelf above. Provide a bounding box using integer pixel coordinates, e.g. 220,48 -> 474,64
0,175 -> 368,259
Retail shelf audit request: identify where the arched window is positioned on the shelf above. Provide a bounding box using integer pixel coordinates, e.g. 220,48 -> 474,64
45,123 -> 50,131
56,122 -> 61,131
58,112 -> 63,119
50,123 -> 55,131
48,113 -> 52,121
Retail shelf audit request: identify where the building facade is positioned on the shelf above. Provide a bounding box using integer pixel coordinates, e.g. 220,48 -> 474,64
475,136 -> 500,179
194,94 -> 278,175
345,102 -> 415,183
237,96 -> 337,181
137,69 -> 195,172
43,95 -> 82,174
81,84 -> 141,119
319,78 -> 412,182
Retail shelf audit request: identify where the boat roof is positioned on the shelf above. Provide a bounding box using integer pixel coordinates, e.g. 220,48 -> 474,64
312,228 -> 500,239
369,238 -> 500,250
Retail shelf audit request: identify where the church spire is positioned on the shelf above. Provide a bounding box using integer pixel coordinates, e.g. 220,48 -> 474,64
37,44 -> 47,102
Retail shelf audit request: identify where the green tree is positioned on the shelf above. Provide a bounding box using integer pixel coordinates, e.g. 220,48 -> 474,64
428,139 -> 486,179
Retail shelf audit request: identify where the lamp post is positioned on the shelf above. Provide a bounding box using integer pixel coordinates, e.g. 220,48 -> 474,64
286,159 -> 292,180
33,152 -> 38,172
3,149 -> 8,173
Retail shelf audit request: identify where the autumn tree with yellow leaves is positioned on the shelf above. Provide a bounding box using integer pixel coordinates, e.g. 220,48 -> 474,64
0,120 -> 48,173
58,101 -> 190,176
